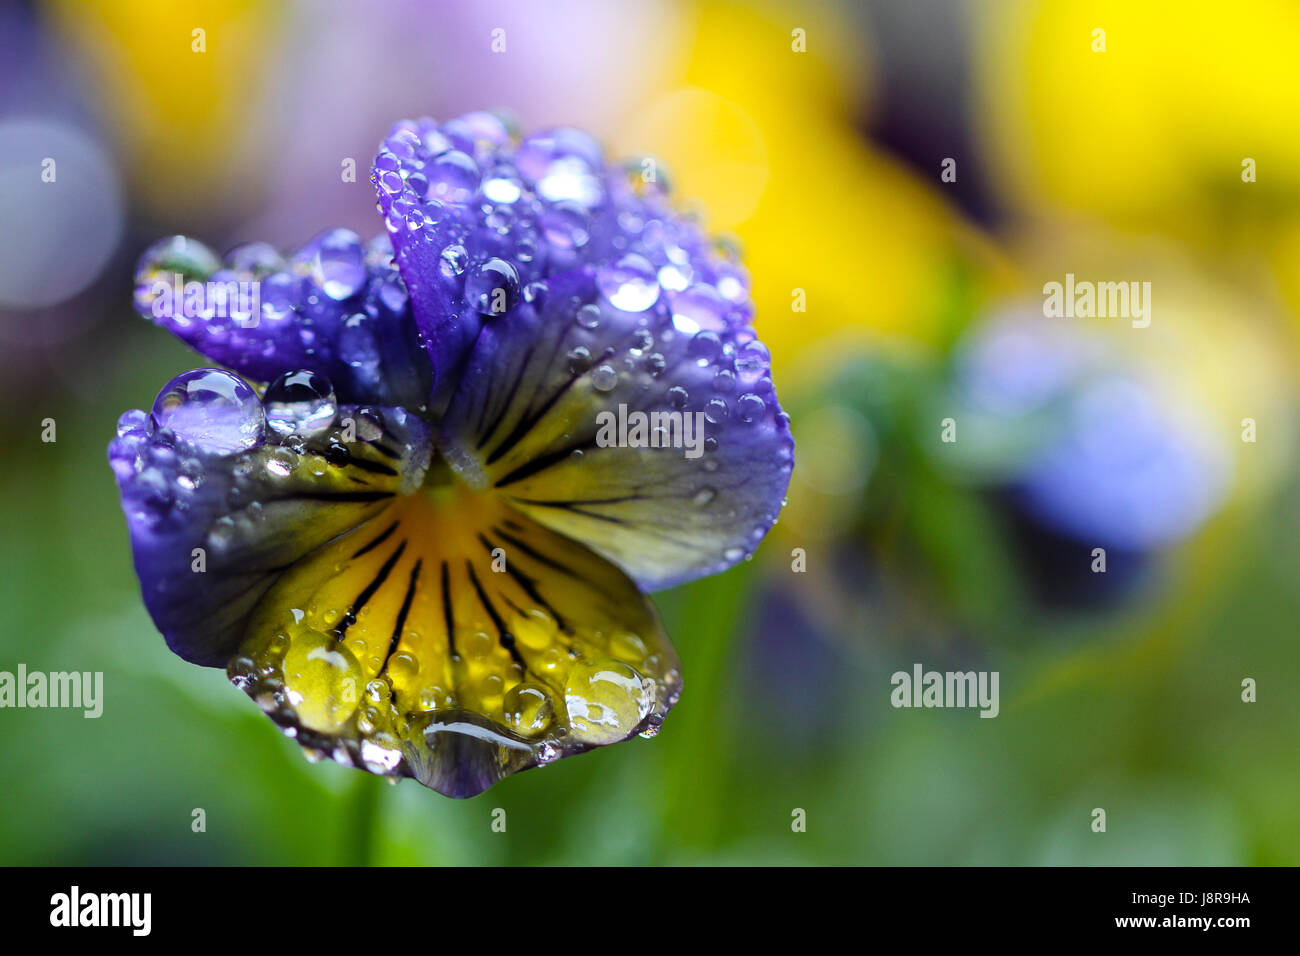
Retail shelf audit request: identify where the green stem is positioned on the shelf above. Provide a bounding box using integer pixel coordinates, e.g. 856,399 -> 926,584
342,773 -> 384,866
656,561 -> 754,853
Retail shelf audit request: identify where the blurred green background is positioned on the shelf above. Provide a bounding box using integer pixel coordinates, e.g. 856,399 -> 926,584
2,0 -> 1298,865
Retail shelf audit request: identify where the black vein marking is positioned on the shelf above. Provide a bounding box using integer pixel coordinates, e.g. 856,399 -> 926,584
352,520 -> 398,558
477,533 -> 568,632
297,490 -> 394,503
512,495 -> 642,508
476,342 -> 535,450
465,560 -> 527,670
492,526 -> 583,581
343,456 -> 399,477
493,439 -> 598,488
336,540 -> 407,640
381,558 -> 422,672
440,560 -> 456,657
484,369 -> 585,466
521,499 -> 628,524
518,500 -> 703,550
497,593 -> 573,693
367,441 -> 401,459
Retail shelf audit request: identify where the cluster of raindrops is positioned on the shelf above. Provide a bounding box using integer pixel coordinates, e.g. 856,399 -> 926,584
227,589 -> 680,793
132,229 -> 430,410
374,112 -> 792,564
108,362 -> 424,542
372,112 -> 760,333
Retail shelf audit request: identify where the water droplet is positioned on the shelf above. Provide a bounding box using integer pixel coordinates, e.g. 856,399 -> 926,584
226,241 -> 285,279
670,284 -> 727,335
482,167 -> 523,204
303,228 -> 366,300
151,369 -> 266,455
693,486 -> 717,506
466,257 -> 520,316
264,370 -> 337,439
567,345 -> 592,374
503,683 -> 554,737
563,658 -> 653,745
440,244 -> 468,278
598,253 -> 660,312
116,408 -> 149,437
540,201 -> 591,249
591,364 -> 619,391
688,330 -> 723,363
427,150 -> 480,204
735,340 -> 771,379
575,303 -> 602,329
737,392 -> 766,422
282,630 -> 362,733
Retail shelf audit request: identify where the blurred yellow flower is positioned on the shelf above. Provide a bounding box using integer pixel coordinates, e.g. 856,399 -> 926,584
977,0 -> 1300,323
612,0 -> 1010,387
46,0 -> 279,219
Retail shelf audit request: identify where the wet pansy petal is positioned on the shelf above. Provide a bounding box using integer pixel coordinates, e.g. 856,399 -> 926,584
111,367 -> 432,666
111,115 -> 793,796
229,477 -> 680,798
439,267 -> 793,591
134,231 -> 431,409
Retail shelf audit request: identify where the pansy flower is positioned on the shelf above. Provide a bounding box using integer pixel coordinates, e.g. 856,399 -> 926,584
109,113 -> 793,797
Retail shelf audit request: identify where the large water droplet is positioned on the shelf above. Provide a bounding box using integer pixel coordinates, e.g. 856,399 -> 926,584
563,658 -> 653,745
151,369 -> 266,455
517,128 -> 605,206
540,201 -> 591,250
226,241 -> 285,278
282,630 -> 362,734
670,284 -> 727,334
598,253 -> 660,312
427,150 -> 480,204
304,228 -> 366,300
735,340 -> 771,380
264,370 -> 338,439
503,683 -> 554,737
439,244 -> 468,278
482,166 -> 523,204
466,257 -> 520,316
737,392 -> 766,422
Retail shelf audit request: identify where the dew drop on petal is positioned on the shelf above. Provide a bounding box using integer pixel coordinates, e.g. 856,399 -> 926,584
540,201 -> 591,250
466,257 -> 520,316
264,370 -> 338,439
427,150 -> 480,204
563,658 -> 653,746
503,683 -> 555,737
305,229 -> 366,300
150,369 -> 266,455
693,486 -> 717,506
737,392 -> 766,422
282,630 -> 362,734
597,253 -> 660,312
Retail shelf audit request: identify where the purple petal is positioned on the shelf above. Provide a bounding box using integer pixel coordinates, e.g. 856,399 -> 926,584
109,369 -> 433,666
133,232 -> 431,408
437,268 -> 793,591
